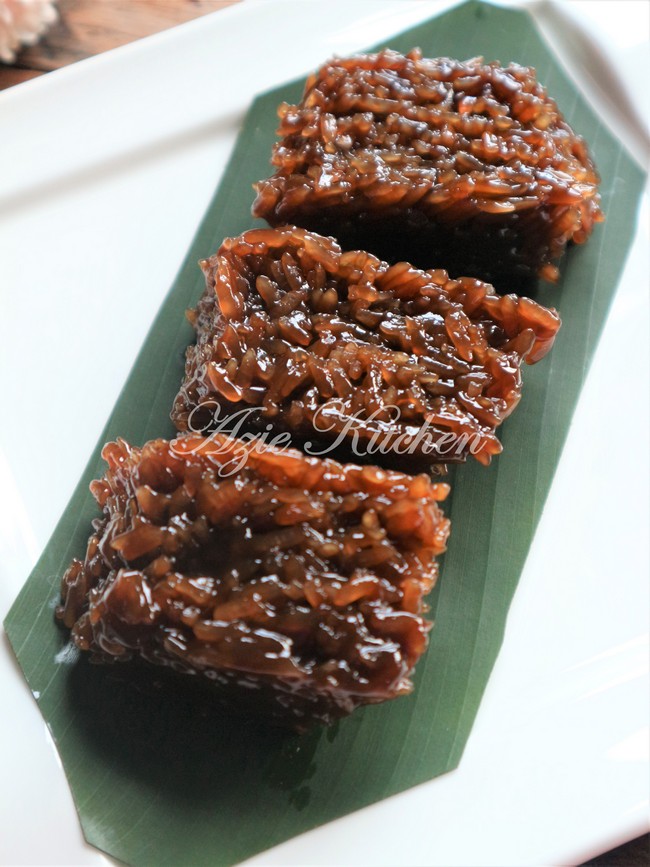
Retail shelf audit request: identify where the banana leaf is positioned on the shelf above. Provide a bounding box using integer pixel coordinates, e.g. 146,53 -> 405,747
4,2 -> 644,865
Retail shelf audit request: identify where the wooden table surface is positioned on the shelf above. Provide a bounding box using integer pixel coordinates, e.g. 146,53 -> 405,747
0,1 -> 647,863
0,0 -> 239,90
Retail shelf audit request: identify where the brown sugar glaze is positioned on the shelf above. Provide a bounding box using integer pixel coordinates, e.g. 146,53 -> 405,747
172,227 -> 560,467
253,51 -> 603,288
57,434 -> 450,728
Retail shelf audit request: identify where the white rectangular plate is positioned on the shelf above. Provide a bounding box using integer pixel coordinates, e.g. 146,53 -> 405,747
0,2 -> 648,864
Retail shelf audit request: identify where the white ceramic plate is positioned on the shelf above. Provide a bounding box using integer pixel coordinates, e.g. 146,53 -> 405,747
1,2 -> 648,864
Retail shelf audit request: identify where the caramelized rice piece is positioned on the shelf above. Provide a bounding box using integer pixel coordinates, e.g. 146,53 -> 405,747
172,227 -> 560,466
253,51 -> 603,284
57,434 -> 451,728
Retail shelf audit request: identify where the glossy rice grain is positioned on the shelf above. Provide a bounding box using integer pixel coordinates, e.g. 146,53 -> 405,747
172,227 -> 560,466
252,51 -> 603,284
57,434 -> 451,728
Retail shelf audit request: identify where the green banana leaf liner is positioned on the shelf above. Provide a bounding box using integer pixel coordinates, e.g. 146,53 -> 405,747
4,2 -> 644,864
